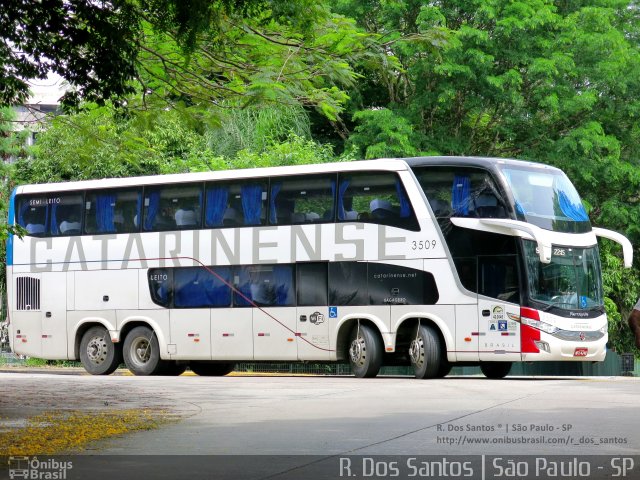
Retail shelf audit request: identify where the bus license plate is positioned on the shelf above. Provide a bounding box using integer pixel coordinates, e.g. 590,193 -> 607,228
574,348 -> 588,357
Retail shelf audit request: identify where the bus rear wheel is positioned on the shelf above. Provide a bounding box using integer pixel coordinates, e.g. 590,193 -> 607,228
409,324 -> 443,379
190,362 -> 235,376
159,362 -> 188,376
123,326 -> 163,376
79,326 -> 122,375
349,324 -> 382,378
480,362 -> 512,379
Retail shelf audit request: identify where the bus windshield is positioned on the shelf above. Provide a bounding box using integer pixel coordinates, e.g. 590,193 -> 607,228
500,166 -> 591,233
523,240 -> 604,311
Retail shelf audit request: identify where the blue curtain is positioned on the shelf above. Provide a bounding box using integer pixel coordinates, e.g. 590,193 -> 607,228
452,175 -> 471,216
234,266 -> 253,306
273,265 -> 294,306
395,179 -> 411,218
269,182 -> 282,224
174,268 -> 209,308
337,179 -> 350,220
18,201 -> 30,226
515,201 -> 525,216
327,179 -> 336,220
241,184 -> 263,225
156,273 -> 172,307
144,191 -> 161,231
205,187 -> 229,227
96,194 -> 116,233
18,201 -> 48,234
135,193 -> 142,229
558,191 -> 589,221
209,267 -> 232,307
50,203 -> 59,234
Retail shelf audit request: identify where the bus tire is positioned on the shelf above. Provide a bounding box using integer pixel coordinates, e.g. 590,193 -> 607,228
159,361 -> 188,376
480,362 -> 512,379
436,361 -> 452,378
349,324 -> 382,378
123,326 -> 163,376
79,326 -> 122,375
189,362 -> 235,376
409,324 -> 443,379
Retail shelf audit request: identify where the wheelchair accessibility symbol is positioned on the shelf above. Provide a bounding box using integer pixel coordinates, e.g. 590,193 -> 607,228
329,307 -> 338,318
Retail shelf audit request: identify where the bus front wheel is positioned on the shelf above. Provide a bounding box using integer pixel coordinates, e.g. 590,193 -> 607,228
409,324 -> 443,379
189,362 -> 235,376
123,326 -> 163,376
480,362 -> 512,379
349,324 -> 382,378
79,326 -> 122,375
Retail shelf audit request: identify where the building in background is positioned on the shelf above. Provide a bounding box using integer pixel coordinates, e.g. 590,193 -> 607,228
7,74 -> 66,161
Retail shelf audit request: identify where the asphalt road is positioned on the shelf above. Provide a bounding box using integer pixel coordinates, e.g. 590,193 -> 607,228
1,371 -> 639,457
0,373 -> 640,455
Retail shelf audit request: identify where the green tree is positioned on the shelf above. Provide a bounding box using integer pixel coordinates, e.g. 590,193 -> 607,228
347,108 -> 419,158
1,0 -> 138,107
0,108 -> 28,240
1,1 -> 370,121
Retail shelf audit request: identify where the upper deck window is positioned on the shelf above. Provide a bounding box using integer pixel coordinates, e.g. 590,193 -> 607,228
269,175 -> 335,225
17,193 -> 84,236
204,181 -> 268,228
500,167 -> 590,234
85,188 -> 141,234
413,167 -> 508,220
337,172 -> 419,231
143,184 -> 203,231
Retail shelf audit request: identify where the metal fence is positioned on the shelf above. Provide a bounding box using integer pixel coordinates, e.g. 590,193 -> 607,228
0,351 -> 27,365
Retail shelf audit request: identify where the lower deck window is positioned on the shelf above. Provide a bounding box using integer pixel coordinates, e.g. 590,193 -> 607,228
148,262 -> 438,308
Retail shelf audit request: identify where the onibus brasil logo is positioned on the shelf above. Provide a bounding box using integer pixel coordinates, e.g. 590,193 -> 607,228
8,456 -> 72,479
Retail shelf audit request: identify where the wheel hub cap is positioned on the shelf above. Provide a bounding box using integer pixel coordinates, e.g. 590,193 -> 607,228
86,336 -> 107,365
349,338 -> 365,365
409,338 -> 424,366
130,338 -> 151,367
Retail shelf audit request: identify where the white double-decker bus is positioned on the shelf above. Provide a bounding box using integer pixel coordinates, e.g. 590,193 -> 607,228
5,156 -> 632,378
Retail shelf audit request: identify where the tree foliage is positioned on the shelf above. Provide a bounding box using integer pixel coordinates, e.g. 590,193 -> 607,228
1,0 -> 372,120
0,0 -> 139,108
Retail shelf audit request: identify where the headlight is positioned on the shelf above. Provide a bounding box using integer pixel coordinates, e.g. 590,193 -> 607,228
521,317 -> 559,334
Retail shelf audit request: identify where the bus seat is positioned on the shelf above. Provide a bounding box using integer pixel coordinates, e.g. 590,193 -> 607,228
26,223 -> 45,234
370,199 -> 394,219
222,207 -> 238,226
475,193 -> 504,218
306,212 -> 320,222
175,209 -> 198,226
429,199 -> 451,217
59,221 -> 81,234
291,212 -> 306,223
344,210 -> 358,220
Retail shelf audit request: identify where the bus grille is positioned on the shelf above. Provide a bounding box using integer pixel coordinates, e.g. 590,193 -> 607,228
16,276 -> 40,310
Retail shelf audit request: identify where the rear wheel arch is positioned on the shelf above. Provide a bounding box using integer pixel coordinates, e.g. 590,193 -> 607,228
73,319 -> 116,360
336,317 -> 384,362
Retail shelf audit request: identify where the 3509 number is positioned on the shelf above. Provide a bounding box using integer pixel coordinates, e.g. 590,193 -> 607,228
411,240 -> 437,251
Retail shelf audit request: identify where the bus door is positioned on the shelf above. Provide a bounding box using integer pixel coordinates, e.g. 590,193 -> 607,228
476,254 -> 521,361
40,272 -> 68,359
296,263 -> 331,361
452,257 -> 480,361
